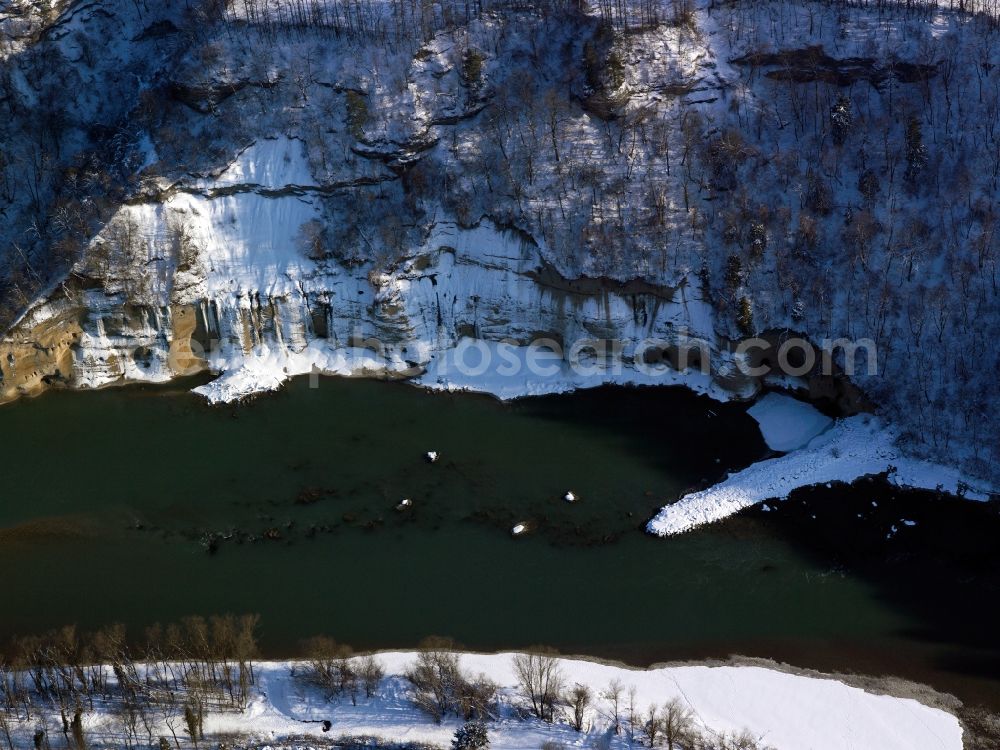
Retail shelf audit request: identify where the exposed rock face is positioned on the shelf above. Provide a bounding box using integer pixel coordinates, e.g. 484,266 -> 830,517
2,132 -> 884,410
0,306 -> 83,401
1,139 -> 758,405
729,46 -> 938,85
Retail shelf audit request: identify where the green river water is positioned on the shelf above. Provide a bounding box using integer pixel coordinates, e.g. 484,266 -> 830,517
0,378 -> 998,708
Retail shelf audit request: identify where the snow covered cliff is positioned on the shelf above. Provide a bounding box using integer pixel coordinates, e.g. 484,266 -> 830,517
1,135 -> 752,406
1,0 -> 998,494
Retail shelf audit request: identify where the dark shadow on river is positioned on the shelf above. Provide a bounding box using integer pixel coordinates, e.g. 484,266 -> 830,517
742,478 -> 1000,709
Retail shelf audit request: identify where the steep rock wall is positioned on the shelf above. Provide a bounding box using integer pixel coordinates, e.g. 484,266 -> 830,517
1,138 -> 763,406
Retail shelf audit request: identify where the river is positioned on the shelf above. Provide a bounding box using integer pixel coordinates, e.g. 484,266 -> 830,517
0,377 -> 997,709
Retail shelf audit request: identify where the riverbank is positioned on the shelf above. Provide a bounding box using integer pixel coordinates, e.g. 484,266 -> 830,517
204,653 -> 969,750
0,651 -> 968,750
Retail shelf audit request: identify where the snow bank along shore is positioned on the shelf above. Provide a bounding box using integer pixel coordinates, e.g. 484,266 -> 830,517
6,652 -> 962,750
649,395 -> 994,536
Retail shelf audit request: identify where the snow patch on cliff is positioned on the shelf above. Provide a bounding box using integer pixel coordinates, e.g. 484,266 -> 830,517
414,337 -> 728,400
177,191 -> 321,297
191,136 -> 315,191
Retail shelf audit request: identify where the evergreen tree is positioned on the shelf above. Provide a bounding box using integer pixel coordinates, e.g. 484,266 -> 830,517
748,221 -> 767,258
724,254 -> 743,293
452,720 -> 490,749
804,170 -> 833,215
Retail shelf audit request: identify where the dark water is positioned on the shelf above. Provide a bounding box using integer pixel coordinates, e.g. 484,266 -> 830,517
1,378 -> 998,708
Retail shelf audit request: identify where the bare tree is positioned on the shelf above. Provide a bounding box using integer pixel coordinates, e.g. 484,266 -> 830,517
456,674 -> 498,722
300,636 -> 351,700
567,683 -> 591,731
626,685 -> 639,743
644,703 -> 661,746
511,650 -> 563,723
0,711 -> 14,750
661,697 -> 694,749
405,638 -> 462,723
602,678 -> 623,735
359,655 -> 384,699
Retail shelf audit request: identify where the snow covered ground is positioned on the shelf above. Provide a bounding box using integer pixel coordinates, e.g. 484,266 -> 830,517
35,653 -> 963,750
649,413 -> 995,536
747,392 -> 833,452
